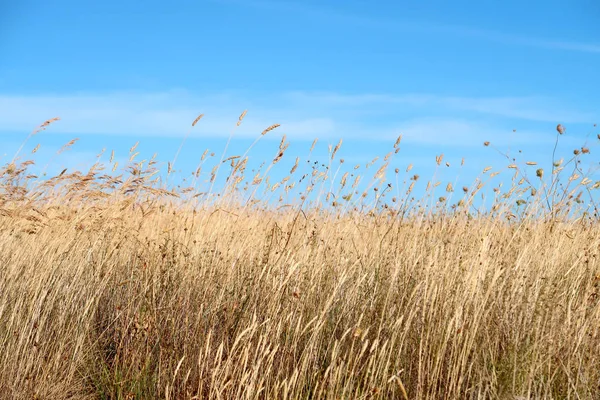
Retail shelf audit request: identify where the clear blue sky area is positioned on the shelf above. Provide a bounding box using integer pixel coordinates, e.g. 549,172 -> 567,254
1,0 -> 599,201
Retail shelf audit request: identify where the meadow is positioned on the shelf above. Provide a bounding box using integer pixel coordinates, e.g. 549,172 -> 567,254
1,116 -> 599,399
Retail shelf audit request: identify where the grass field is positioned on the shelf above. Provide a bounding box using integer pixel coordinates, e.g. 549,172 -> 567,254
1,117 -> 599,399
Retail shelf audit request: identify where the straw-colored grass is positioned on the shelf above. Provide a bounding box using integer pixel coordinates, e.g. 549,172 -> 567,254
0,117 -> 599,399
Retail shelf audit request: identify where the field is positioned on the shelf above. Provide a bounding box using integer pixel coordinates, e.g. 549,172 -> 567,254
1,117 -> 599,399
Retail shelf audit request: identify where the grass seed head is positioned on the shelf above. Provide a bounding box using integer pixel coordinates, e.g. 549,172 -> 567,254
191,113 -> 204,127
261,123 -> 280,136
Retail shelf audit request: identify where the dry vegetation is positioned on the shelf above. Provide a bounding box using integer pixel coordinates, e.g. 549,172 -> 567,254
1,117 -> 600,399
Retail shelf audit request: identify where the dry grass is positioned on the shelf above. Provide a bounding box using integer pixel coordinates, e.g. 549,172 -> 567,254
1,117 -> 600,399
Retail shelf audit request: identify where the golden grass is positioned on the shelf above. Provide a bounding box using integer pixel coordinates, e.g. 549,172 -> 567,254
0,117 -> 600,399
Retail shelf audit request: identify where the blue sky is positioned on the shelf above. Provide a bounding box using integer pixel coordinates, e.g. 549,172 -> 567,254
1,0 -> 599,205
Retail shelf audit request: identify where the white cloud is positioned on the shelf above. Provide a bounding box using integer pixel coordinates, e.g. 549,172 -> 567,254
431,25 -> 600,54
437,96 -> 596,124
0,91 -> 338,140
215,0 -> 600,54
0,91 -> 594,147
282,92 -> 596,123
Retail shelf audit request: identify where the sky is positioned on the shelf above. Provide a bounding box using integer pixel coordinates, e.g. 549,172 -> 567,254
0,0 -> 599,206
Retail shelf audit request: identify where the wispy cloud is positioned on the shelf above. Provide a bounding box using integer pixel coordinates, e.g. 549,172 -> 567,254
216,0 -> 600,54
429,24 -> 600,54
437,96 -> 596,124
0,91 -> 338,140
397,119 -> 528,147
0,91 -> 594,147
283,91 -> 596,123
